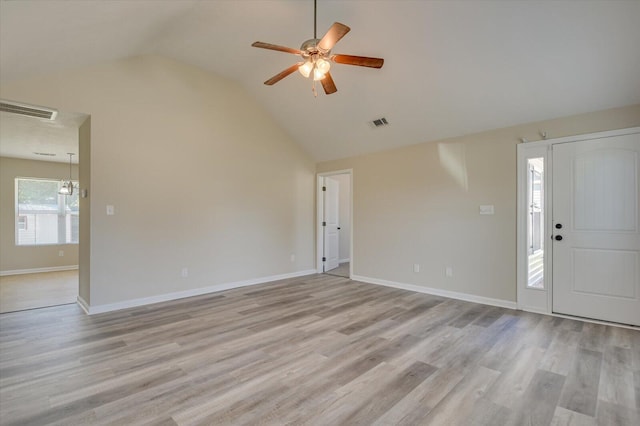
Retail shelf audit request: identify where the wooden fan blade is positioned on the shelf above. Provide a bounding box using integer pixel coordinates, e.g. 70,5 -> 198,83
318,22 -> 350,51
321,72 -> 337,95
252,41 -> 301,55
332,54 -> 384,68
264,63 -> 302,85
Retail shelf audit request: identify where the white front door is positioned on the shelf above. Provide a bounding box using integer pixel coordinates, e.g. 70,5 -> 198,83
552,133 -> 640,326
323,177 -> 340,272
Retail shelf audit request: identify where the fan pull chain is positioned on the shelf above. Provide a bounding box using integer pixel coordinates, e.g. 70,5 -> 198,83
311,60 -> 318,97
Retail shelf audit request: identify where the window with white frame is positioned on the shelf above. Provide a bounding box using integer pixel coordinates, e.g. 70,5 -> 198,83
17,216 -> 28,231
15,178 -> 79,245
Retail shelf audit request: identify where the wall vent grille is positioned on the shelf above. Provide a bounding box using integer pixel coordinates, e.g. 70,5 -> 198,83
371,117 -> 389,127
0,100 -> 58,120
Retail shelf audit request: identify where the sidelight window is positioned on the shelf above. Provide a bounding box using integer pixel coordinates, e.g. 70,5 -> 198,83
526,158 -> 544,288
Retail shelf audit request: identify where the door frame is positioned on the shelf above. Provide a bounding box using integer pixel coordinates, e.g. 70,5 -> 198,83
516,126 -> 640,315
316,169 -> 353,277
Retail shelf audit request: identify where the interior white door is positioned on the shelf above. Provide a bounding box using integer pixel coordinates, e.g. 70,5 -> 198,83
552,133 -> 640,326
323,177 -> 340,272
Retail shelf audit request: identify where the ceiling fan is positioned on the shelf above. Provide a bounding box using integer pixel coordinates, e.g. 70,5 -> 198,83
251,0 -> 384,96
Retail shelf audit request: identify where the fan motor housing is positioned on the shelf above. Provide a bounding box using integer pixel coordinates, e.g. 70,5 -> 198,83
300,38 -> 330,59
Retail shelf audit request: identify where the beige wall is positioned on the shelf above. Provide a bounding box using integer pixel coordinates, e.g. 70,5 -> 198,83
1,55 -> 316,307
0,157 -> 80,272
318,104 -> 640,303
78,118 -> 91,303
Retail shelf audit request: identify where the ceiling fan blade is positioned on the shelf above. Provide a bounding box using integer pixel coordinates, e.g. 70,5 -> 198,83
252,41 -> 301,55
318,22 -> 350,51
332,54 -> 384,68
264,63 -> 302,85
321,72 -> 337,95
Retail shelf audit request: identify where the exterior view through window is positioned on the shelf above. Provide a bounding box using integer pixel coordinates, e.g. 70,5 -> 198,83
15,178 -> 79,245
527,158 -> 544,288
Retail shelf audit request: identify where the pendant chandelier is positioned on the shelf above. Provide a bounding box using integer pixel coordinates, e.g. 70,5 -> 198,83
58,153 -> 75,196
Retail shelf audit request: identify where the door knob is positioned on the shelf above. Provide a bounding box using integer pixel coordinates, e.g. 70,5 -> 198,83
555,224 -> 563,229
554,235 -> 563,241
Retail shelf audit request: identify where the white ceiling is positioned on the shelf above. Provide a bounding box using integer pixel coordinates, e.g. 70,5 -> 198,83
0,110 -> 85,163
1,0 -> 639,162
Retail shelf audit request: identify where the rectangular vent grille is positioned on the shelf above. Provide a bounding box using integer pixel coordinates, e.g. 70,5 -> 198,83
371,117 -> 389,127
0,101 -> 58,120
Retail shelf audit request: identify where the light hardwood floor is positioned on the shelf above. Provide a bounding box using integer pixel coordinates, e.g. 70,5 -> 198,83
0,274 -> 638,425
0,270 -> 78,313
325,262 -> 349,278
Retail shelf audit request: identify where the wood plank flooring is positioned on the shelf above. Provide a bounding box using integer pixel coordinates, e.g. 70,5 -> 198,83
0,274 -> 638,425
0,270 -> 78,313
325,262 -> 349,278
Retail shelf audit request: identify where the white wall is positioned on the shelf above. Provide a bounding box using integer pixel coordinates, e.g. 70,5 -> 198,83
317,104 -> 640,303
0,157 -> 80,273
333,173 -> 351,263
1,55 -> 316,308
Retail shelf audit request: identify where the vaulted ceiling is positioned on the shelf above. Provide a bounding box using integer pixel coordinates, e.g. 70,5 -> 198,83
1,0 -> 639,162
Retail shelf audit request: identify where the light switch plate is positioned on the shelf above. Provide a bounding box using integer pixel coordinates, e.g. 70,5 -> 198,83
106,205 -> 115,215
479,205 -> 494,215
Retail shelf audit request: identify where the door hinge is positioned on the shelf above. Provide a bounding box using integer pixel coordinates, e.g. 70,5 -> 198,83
322,186 -> 326,191
322,257 -> 326,262
322,221 -> 326,226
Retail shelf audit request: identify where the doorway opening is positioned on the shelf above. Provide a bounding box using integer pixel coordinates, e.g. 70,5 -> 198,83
317,170 -> 352,279
0,101 -> 89,313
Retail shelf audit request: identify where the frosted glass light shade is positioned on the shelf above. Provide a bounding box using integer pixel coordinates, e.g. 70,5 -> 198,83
298,61 -> 313,78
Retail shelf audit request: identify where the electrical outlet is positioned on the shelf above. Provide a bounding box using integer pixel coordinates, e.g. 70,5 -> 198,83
58,250 -> 64,257
479,205 -> 494,215
413,264 -> 420,273
446,266 -> 453,277
290,254 -> 296,262
181,267 -> 188,278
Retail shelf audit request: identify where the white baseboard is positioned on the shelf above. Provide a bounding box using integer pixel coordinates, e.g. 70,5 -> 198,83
351,274 -> 517,310
518,304 -> 548,315
0,265 -> 78,277
76,295 -> 90,314
339,258 -> 350,264
82,269 -> 317,315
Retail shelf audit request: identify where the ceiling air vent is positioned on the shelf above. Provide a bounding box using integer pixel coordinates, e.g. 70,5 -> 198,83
370,117 -> 389,128
0,100 -> 58,120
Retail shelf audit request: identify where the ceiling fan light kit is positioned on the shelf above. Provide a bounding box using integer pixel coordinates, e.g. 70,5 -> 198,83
252,0 -> 384,96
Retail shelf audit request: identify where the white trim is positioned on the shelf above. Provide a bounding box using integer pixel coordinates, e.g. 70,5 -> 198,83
520,307 -> 640,331
351,274 -> 517,310
516,143 -> 550,313
317,170 -> 353,278
520,127 -> 640,148
518,305 -> 548,315
82,269 -> 317,315
339,258 -> 350,264
316,175 -> 324,274
76,295 -> 90,314
0,265 -> 78,276
546,145 -> 554,314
